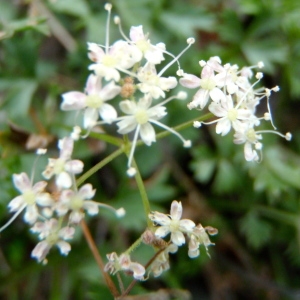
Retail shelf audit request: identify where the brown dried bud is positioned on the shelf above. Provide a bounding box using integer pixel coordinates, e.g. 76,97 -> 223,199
121,77 -> 136,98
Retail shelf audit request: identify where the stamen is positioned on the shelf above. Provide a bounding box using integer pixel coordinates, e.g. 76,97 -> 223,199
104,3 -> 112,53
0,204 -> 27,232
158,37 -> 195,77
150,119 -> 191,147
126,125 -> 141,175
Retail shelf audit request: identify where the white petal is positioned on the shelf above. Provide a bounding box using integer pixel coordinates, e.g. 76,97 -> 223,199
24,205 -> 38,224
36,193 -> 53,207
13,173 -> 31,193
216,118 -> 231,136
98,103 -> 117,123
83,107 -> 98,129
56,172 -> 72,189
117,117 -> 137,134
32,181 -> 47,194
171,231 -> 185,246
170,200 -> 182,221
8,195 -> 24,212
159,77 -> 177,90
85,74 -> 101,95
140,123 -> 156,146
65,160 -> 84,174
56,241 -> 71,255
119,100 -> 137,115
78,184 -> 95,199
179,219 -> 196,232
31,241 -> 51,262
58,137 -> 74,160
155,226 -> 170,238
129,25 -> 144,42
210,87 -> 225,102
179,74 -> 201,88
83,201 -> 99,215
99,81 -> 121,101
61,92 -> 86,110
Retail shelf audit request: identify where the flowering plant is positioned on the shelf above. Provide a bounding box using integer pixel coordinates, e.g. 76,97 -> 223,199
0,1 -> 298,299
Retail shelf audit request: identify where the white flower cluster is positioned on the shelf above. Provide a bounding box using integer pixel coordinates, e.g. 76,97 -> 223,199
60,4 -> 194,176
0,137 -> 124,264
180,57 -> 291,161
148,200 -> 217,276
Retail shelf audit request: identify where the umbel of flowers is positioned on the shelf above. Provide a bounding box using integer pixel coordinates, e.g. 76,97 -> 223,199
0,2 -> 292,297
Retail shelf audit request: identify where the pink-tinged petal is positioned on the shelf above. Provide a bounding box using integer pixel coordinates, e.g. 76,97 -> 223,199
140,123 -> 156,146
58,137 -> 74,160
171,231 -> 185,246
201,64 -> 214,79
36,193 -> 53,207
130,262 -> 145,280
24,205 -> 38,224
138,94 -> 152,110
179,74 -> 201,88
85,74 -> 101,95
56,241 -> 71,255
32,181 -> 47,194
78,184 -> 95,199
87,42 -> 105,62
56,172 -> 72,189
83,107 -> 98,129
119,100 -> 137,115
208,102 -> 226,118
149,211 -> 171,226
99,103 -> 117,123
69,211 -> 84,223
60,189 -> 74,203
31,241 -> 51,262
179,219 -> 196,232
59,227 -> 75,240
13,173 -> 31,193
210,87 -> 225,102
188,237 -> 199,251
193,89 -> 209,109
188,248 -> 199,258
61,92 -> 86,111
159,77 -> 177,90
216,118 -> 231,136
170,201 -> 182,221
99,82 -> 121,101
65,160 -> 84,174
83,201 -> 99,215
117,117 -> 137,134
155,226 -> 170,238
129,25 -> 144,42
8,195 -> 24,212
244,142 -> 258,161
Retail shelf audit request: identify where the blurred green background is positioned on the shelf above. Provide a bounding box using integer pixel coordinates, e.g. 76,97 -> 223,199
1,0 -> 300,299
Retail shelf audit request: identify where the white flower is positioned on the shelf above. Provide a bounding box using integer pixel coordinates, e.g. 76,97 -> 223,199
61,74 -> 121,129
151,243 -> 178,277
42,137 -> 84,190
188,224 -> 218,258
137,62 -> 177,99
116,94 -> 191,175
0,173 -> 53,231
31,218 -> 75,263
88,40 -> 141,82
129,25 -> 166,64
148,200 -> 195,246
56,184 -> 97,223
180,57 -> 226,109
104,252 -> 145,281
208,95 -> 252,136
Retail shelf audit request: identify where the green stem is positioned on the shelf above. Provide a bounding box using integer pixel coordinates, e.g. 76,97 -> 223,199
124,236 -> 143,255
76,147 -> 124,187
132,159 -> 152,227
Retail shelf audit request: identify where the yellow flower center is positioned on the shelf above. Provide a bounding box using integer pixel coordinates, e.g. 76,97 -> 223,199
70,195 -> 84,211
136,40 -> 150,52
246,128 -> 257,143
102,54 -> 117,67
227,108 -> 238,121
85,95 -> 103,108
135,109 -> 149,124
23,190 -> 36,205
200,78 -> 216,90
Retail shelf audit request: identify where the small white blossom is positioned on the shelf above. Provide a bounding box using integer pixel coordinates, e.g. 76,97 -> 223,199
104,252 -> 145,280
149,200 -> 195,246
42,137 -> 83,190
61,74 -> 121,129
0,173 -> 53,231
31,218 -> 75,263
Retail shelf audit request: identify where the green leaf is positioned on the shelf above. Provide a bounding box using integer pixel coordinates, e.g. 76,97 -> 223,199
240,211 -> 272,249
49,0 -> 90,17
